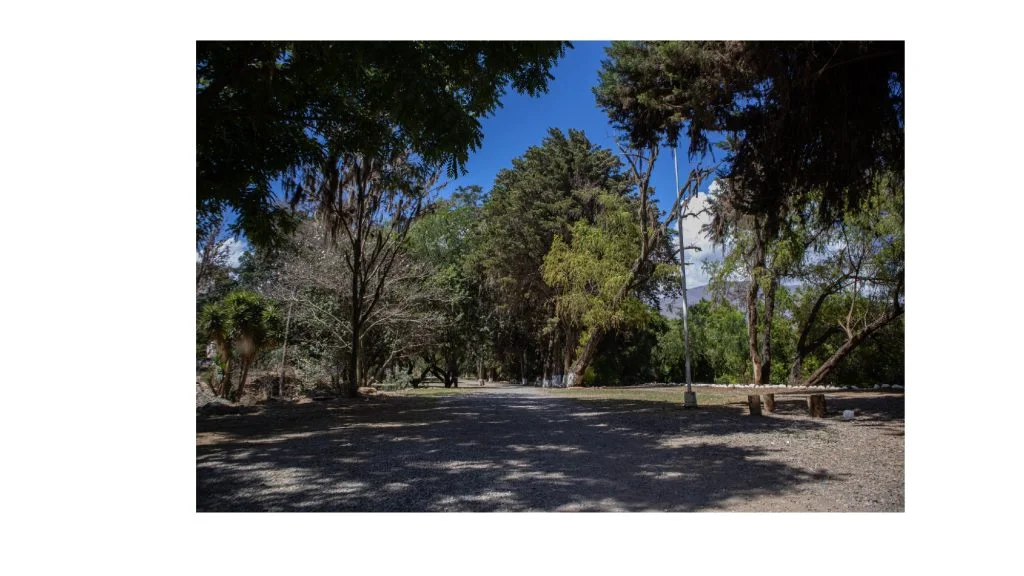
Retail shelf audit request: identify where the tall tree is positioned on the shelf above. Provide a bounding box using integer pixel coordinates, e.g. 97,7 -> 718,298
786,180 -> 905,386
477,128 -> 630,382
269,215 -> 441,393
596,42 -> 903,385
407,187 -> 487,388
595,41 -> 904,230
197,41 -> 570,248
294,144 -> 439,397
542,186 -> 675,385
540,141 -> 697,386
705,183 -> 806,384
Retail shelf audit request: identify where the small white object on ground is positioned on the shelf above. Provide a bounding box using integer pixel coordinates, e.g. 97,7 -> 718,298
842,410 -> 855,420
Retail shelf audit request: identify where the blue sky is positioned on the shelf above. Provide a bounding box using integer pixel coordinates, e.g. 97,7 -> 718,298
449,41 -> 717,215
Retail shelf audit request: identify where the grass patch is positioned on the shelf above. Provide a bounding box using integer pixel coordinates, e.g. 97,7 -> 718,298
545,386 -> 747,408
392,386 -> 488,398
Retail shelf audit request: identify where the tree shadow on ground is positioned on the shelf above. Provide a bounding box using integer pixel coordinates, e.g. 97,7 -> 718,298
197,391 -> 860,512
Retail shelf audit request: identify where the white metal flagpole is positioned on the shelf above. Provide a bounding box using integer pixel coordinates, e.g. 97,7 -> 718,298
674,146 -> 697,407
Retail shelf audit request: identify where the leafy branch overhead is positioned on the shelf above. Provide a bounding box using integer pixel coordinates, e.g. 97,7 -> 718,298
197,41 -> 570,248
595,41 -> 904,229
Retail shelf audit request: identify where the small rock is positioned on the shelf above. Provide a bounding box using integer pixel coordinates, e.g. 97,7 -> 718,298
842,410 -> 855,420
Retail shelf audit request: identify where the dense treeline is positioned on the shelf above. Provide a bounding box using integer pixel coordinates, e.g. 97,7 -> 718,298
197,41 -> 904,400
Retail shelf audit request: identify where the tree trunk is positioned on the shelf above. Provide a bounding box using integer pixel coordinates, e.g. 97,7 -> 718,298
543,331 -> 556,386
788,282 -> 844,385
788,355 -> 803,385
746,279 -> 762,384
346,259 -> 363,398
234,357 -> 252,403
218,358 -> 233,399
345,341 -> 361,398
331,352 -> 345,393
278,297 -> 293,397
758,277 -> 778,384
803,307 -> 903,387
562,329 -> 574,386
567,328 -> 603,387
448,354 -> 459,388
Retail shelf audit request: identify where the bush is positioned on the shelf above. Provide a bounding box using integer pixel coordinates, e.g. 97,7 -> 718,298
377,368 -> 416,391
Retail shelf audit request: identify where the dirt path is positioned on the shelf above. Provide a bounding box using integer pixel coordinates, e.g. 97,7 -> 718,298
197,384 -> 904,512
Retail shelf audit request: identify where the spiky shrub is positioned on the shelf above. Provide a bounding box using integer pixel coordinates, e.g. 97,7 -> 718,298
199,290 -> 281,401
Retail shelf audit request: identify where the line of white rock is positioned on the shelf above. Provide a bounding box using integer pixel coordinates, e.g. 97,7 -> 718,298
527,379 -> 904,391
635,383 -> 904,390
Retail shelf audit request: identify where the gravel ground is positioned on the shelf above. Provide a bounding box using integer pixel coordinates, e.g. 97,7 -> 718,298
197,384 -> 904,512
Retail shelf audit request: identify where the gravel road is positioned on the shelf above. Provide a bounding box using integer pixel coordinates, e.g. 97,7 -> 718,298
197,384 -> 904,512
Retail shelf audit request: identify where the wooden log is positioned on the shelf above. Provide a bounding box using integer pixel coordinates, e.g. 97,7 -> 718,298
762,393 -> 776,414
808,394 -> 826,418
747,394 -> 762,416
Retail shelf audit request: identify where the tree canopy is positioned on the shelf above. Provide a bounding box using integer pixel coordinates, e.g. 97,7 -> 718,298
595,41 -> 904,226
196,42 -> 904,398
198,41 -> 570,247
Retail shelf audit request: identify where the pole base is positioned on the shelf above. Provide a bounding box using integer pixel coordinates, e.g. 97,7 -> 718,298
683,391 -> 698,408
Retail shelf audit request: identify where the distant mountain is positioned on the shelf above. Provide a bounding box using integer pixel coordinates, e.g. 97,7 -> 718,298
658,281 -> 800,318
658,284 -> 737,318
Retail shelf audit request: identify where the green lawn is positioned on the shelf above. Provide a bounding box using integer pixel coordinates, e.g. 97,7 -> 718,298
394,384 -> 748,408
545,386 -> 741,407
393,386 -> 490,398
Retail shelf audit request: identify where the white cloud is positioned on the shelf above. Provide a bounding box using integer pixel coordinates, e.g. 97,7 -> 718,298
673,183 -> 725,287
221,237 -> 247,268
195,237 -> 248,268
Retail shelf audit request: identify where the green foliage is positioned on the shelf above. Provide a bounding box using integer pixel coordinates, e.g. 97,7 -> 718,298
832,317 -> 904,386
198,289 -> 281,398
595,41 -> 904,226
477,128 -> 630,375
543,192 -> 674,346
198,41 -> 569,248
222,290 -> 281,348
590,307 -> 667,385
654,300 -> 750,384
406,187 -> 488,381
692,300 -> 750,384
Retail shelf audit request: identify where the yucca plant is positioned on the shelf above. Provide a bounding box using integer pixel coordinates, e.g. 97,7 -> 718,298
199,290 -> 281,401
223,291 -> 280,402
199,301 -> 232,397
